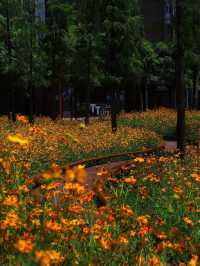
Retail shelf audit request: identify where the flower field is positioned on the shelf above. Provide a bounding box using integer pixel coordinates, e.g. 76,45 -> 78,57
0,114 -> 200,265
0,116 -> 162,175
119,108 -> 200,143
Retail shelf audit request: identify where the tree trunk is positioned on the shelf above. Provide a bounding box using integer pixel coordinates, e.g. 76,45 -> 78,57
70,88 -> 74,120
11,87 -> 16,122
111,87 -> 117,132
192,68 -> 199,109
28,2 -> 34,124
85,84 -> 90,125
59,84 -> 64,119
29,85 -> 34,124
85,37 -> 92,125
144,86 -> 149,111
140,90 -> 144,112
6,0 -> 15,121
176,0 -> 185,155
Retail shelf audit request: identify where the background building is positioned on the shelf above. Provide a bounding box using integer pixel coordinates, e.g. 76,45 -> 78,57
141,0 -> 175,41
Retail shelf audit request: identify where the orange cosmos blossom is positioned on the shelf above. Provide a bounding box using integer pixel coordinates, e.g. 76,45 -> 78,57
68,204 -> 84,213
80,191 -> 95,202
35,250 -> 64,266
64,182 -> 85,193
123,176 -> 137,185
154,231 -> 167,240
148,255 -> 163,266
45,220 -> 62,232
136,215 -> 150,226
1,210 -> 22,229
189,255 -> 199,266
65,168 -> 75,182
120,205 -> 134,216
191,173 -> 200,182
183,217 -> 193,225
3,195 -> 19,207
16,114 -> 28,123
74,165 -> 87,184
15,239 -> 34,253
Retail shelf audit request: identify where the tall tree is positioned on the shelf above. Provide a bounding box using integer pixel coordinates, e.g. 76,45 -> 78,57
102,0 -> 142,132
72,0 -> 100,124
45,0 -> 73,119
0,0 -> 18,121
184,0 -> 200,109
175,0 -> 185,154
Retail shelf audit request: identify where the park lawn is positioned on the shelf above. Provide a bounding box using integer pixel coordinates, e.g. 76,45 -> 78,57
119,108 -> 200,143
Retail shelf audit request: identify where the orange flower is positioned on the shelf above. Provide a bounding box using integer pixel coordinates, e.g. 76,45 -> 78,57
3,195 -> 19,207
137,215 -> 150,226
123,176 -> 137,185
35,250 -> 64,266
75,165 -> 87,184
45,220 -> 62,232
173,186 -> 183,194
68,204 -> 84,213
64,182 -> 85,194
99,238 -> 111,250
65,168 -> 75,182
80,191 -> 95,202
120,205 -> 134,216
1,210 -> 22,229
118,236 -> 129,245
189,255 -> 198,266
191,173 -> 200,182
138,225 -> 152,237
183,217 -> 193,225
15,239 -> 34,253
148,255 -> 163,266
16,114 -> 28,123
154,231 -> 167,240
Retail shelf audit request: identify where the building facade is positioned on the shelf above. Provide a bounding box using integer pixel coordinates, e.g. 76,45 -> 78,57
141,0 -> 175,41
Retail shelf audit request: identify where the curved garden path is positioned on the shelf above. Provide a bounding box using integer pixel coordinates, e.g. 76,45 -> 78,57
84,141 -> 177,188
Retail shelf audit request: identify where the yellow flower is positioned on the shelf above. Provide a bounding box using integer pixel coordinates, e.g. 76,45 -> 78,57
79,122 -> 86,129
134,157 -> 145,163
7,134 -> 28,146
